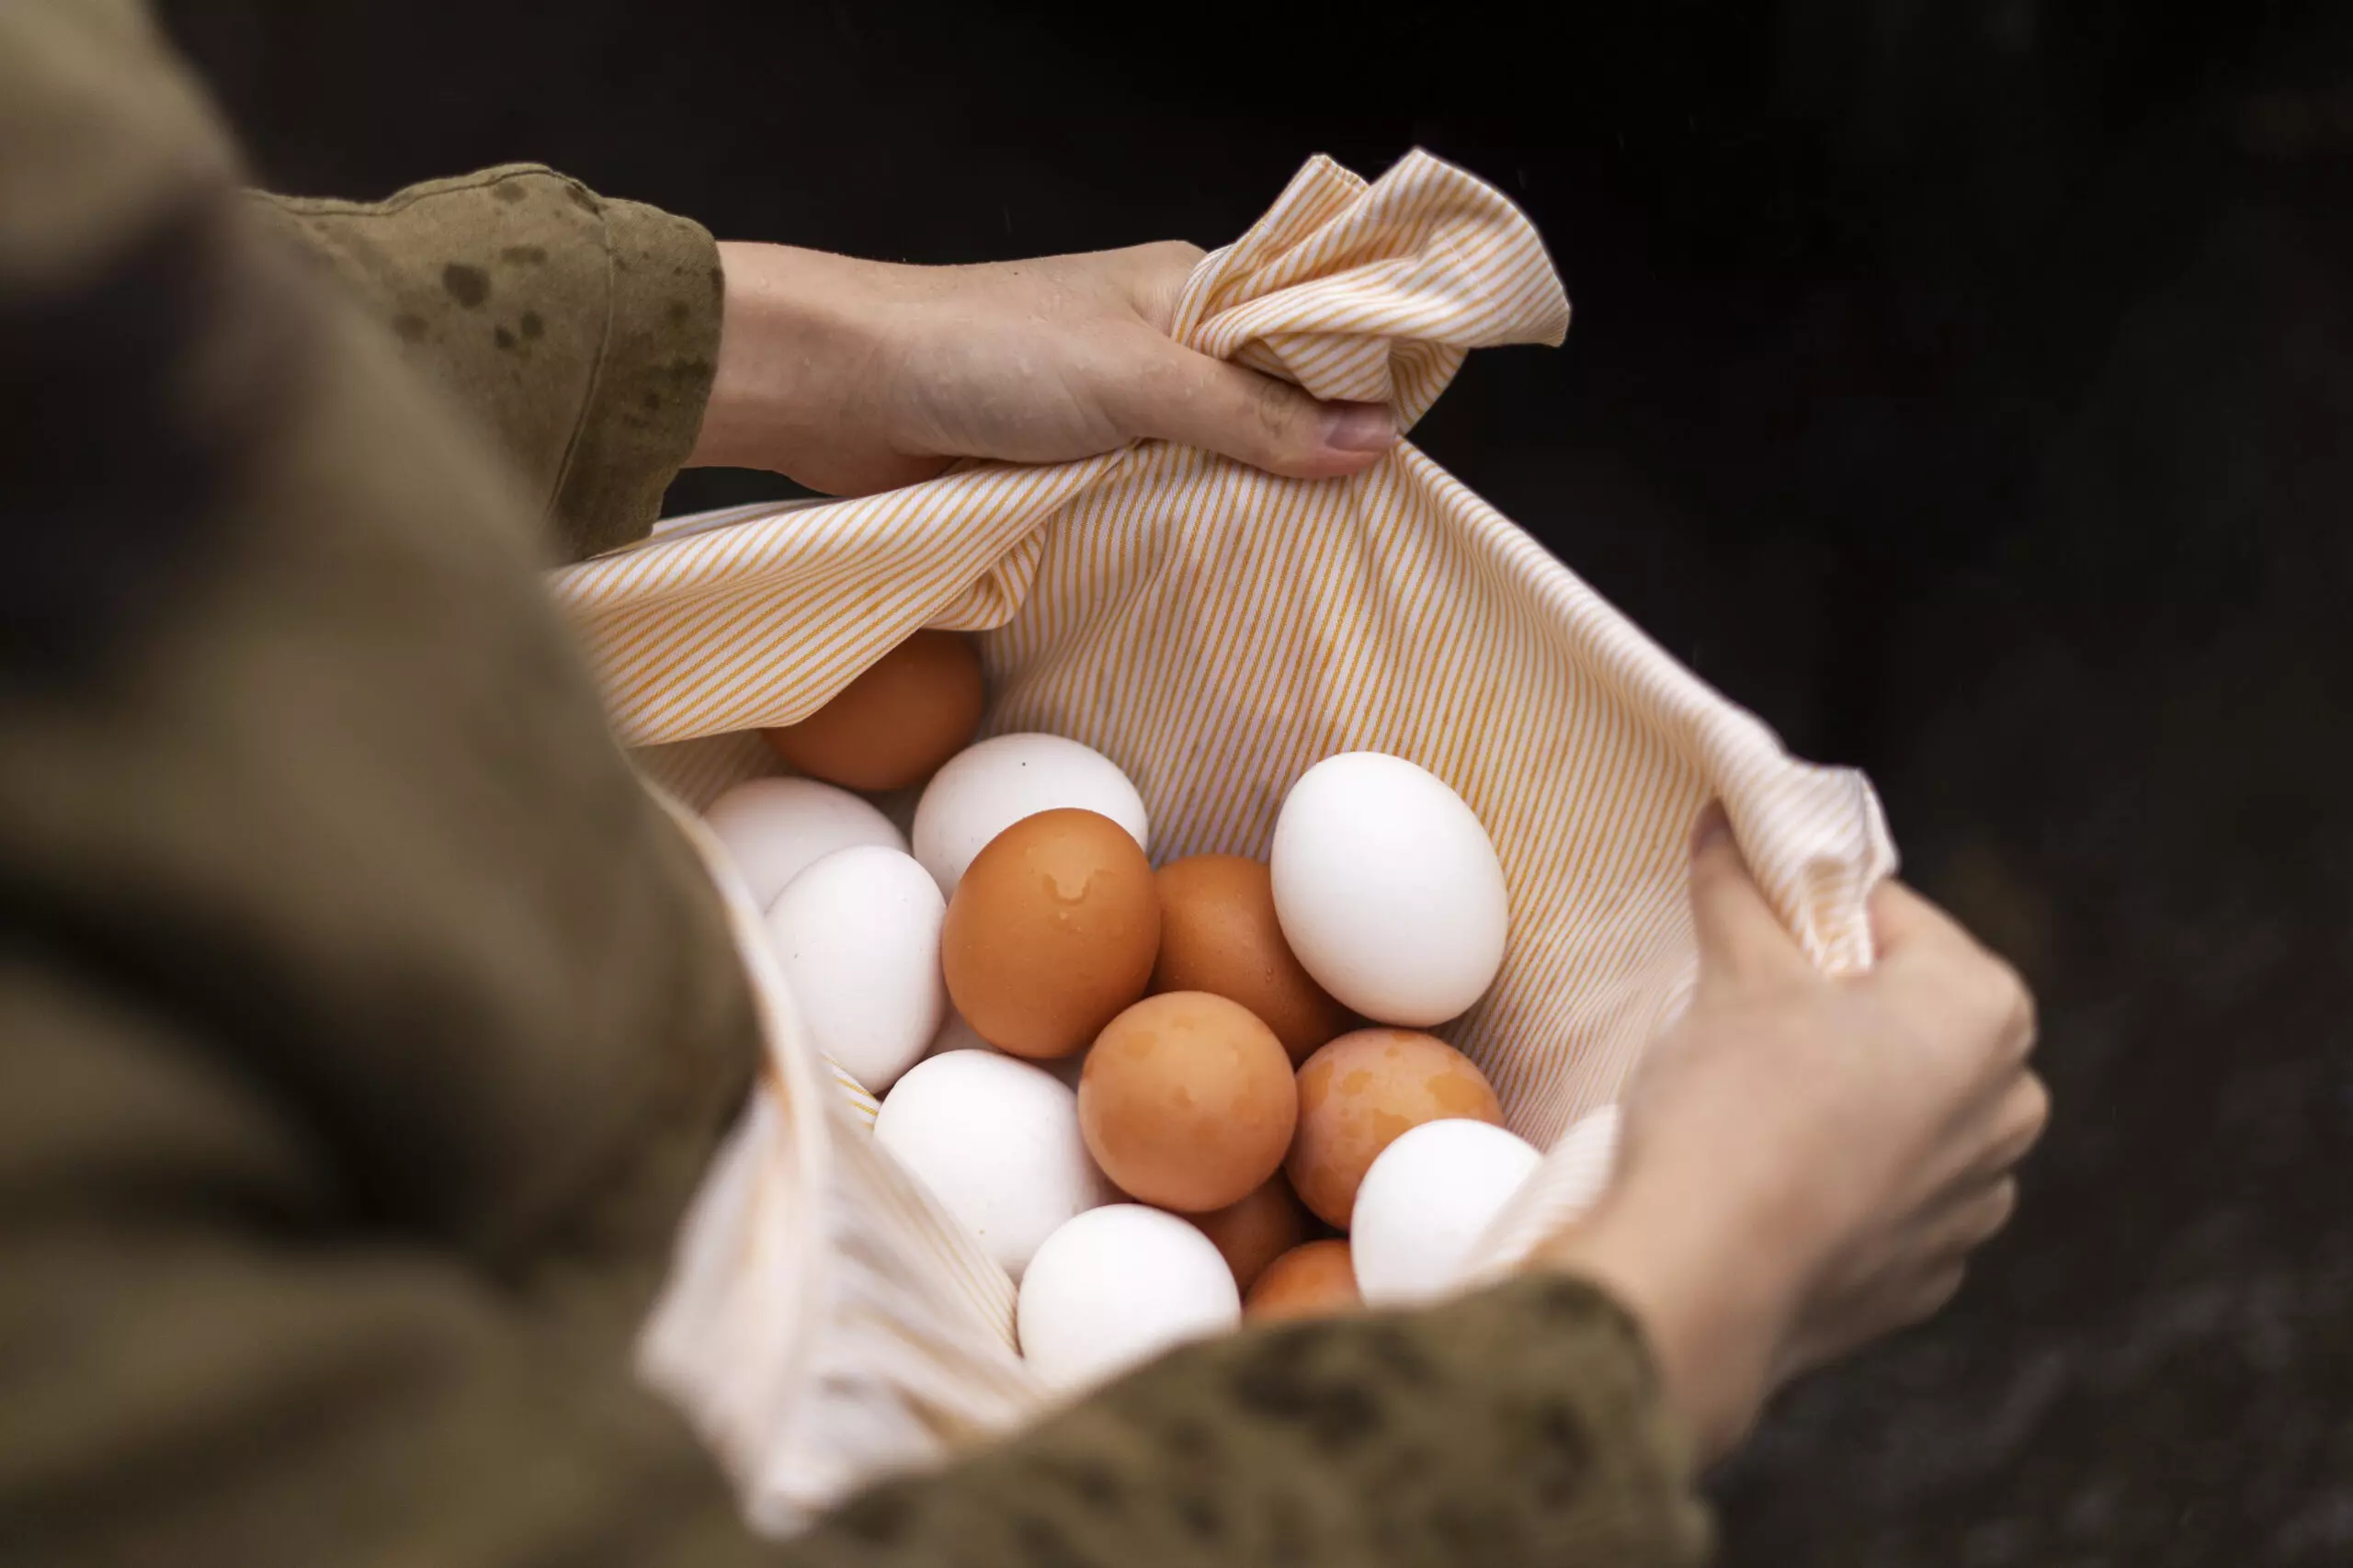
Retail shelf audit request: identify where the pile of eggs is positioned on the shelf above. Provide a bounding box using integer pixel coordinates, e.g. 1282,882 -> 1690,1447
705,632 -> 1545,1394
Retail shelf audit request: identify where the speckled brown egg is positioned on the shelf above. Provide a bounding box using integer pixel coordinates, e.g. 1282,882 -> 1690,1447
1244,1240 -> 1361,1322
1188,1172 -> 1311,1293
1286,1028 -> 1504,1228
764,631 -> 983,791
1079,992 -> 1298,1212
941,809 -> 1158,1060
1152,854 -> 1352,1065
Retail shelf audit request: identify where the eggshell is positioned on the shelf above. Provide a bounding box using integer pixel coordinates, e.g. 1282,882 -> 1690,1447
1017,1205 -> 1241,1392
762,846 -> 946,1093
1244,1240 -> 1362,1323
1286,1028 -> 1504,1228
1188,1174 -> 1311,1293
1152,855 -> 1351,1064
764,631 -> 984,790
1079,993 -> 1298,1212
702,777 -> 905,911
913,733 -> 1148,894
1270,753 -> 1508,1027
1350,1119 -> 1542,1306
941,809 -> 1158,1060
875,1051 -> 1113,1280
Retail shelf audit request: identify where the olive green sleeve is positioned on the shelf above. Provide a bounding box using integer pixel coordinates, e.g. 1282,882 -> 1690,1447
249,166 -> 723,562
792,1275 -> 1715,1568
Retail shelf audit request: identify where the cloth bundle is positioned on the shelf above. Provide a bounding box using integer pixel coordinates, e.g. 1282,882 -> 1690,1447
551,150 -> 1895,1532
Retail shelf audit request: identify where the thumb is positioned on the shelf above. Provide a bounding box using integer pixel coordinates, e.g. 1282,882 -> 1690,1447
1688,803 -> 1808,987
1115,337 -> 1397,480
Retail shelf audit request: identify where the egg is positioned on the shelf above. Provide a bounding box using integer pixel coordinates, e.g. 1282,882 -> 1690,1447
1017,1205 -> 1242,1392
874,1051 -> 1113,1280
941,809 -> 1159,1060
1286,1028 -> 1504,1228
1244,1240 -> 1362,1323
1270,753 -> 1508,1027
1152,855 -> 1351,1064
1079,993 -> 1298,1212
701,776 -> 906,911
762,846 -> 946,1093
764,630 -> 984,791
1349,1119 -> 1542,1307
913,733 -> 1148,894
1188,1173 -> 1311,1293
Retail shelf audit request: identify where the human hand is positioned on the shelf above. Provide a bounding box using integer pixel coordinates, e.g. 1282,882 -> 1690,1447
685,240 -> 1397,494
1536,807 -> 2047,1460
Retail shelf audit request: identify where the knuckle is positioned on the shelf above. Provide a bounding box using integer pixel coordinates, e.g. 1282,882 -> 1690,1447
1976,1177 -> 2021,1240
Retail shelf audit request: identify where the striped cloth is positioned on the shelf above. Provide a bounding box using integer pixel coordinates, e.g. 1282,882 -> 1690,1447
562,151 -> 1897,1531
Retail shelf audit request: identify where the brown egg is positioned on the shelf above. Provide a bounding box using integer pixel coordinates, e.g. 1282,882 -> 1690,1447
1152,855 -> 1352,1064
1245,1240 -> 1362,1322
1080,992 -> 1299,1212
1286,1028 -> 1504,1228
941,809 -> 1159,1060
1188,1173 -> 1310,1293
763,631 -> 983,790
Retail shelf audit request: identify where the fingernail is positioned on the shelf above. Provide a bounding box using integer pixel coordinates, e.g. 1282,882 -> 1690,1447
1321,403 -> 1395,453
1691,803 -> 1731,855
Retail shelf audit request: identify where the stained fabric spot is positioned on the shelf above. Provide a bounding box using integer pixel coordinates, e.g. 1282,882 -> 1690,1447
1359,1323 -> 1440,1386
494,182 -> 529,204
665,300 -> 691,326
1011,1513 -> 1097,1568
519,312 -> 544,340
666,357 -> 712,383
1227,1342 -> 1385,1452
494,326 -> 517,349
391,312 -> 428,343
1518,1398 -> 1595,1506
1174,1491 -> 1226,1540
500,244 -> 548,266
1160,1417 -> 1220,1462
641,391 -> 662,412
1037,1457 -> 1128,1516
832,1486 -> 916,1545
441,264 -> 490,308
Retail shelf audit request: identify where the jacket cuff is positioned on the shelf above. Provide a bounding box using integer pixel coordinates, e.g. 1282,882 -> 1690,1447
554,194 -> 723,558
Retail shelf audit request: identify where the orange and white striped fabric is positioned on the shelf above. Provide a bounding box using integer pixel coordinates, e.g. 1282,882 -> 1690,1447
558,151 -> 1897,1531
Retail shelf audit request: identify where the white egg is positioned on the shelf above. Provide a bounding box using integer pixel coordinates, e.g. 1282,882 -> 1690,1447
762,846 -> 945,1094
1017,1205 -> 1241,1392
1270,752 -> 1507,1026
876,1051 -> 1113,1281
1350,1119 -> 1543,1307
704,777 -> 906,912
911,733 -> 1148,894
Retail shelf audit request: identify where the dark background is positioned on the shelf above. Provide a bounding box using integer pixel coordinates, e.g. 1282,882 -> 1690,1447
164,3 -> 2353,1563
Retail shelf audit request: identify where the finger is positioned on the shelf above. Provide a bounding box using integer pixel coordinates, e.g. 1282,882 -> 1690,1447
1688,803 -> 1810,984
1109,339 -> 1398,480
1910,1176 -> 2020,1260
1963,1073 -> 2051,1180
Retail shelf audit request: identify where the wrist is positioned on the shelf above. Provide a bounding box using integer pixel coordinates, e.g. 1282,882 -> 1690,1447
1530,1176 -> 1809,1460
687,242 -> 892,476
